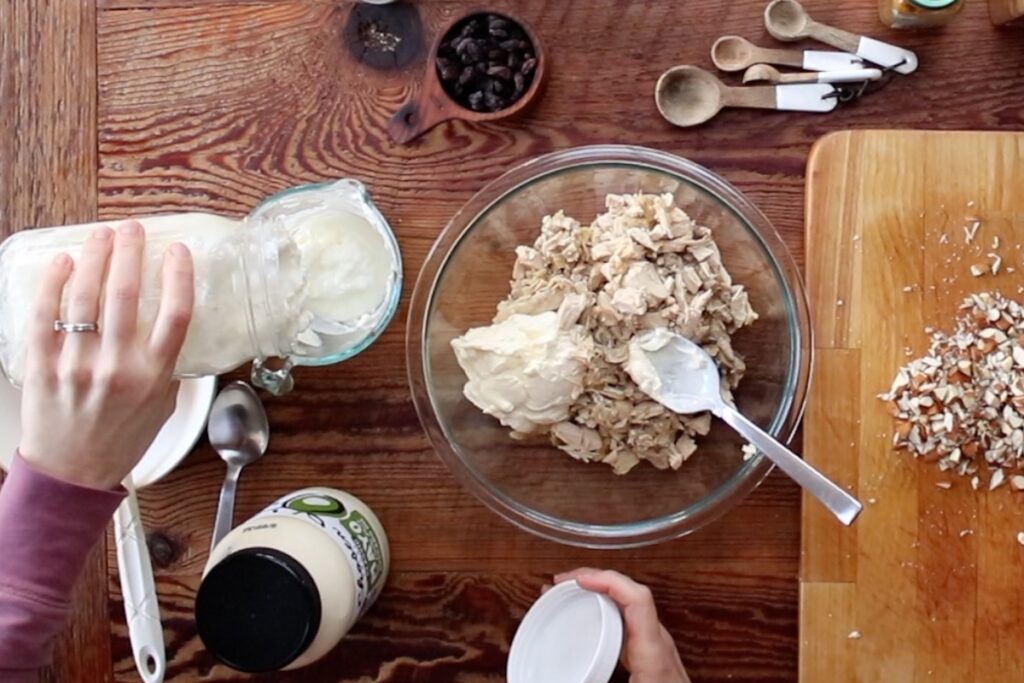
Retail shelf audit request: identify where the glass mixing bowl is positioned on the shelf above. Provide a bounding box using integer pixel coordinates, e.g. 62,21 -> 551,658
407,145 -> 811,548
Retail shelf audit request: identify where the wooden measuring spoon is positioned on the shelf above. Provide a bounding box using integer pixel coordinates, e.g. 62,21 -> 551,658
712,35 -> 862,73
654,65 -> 837,128
386,11 -> 547,144
764,0 -> 918,74
742,64 -> 883,84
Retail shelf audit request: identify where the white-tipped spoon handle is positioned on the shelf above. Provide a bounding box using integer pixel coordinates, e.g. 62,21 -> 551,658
717,404 -> 863,526
725,83 -> 838,113
114,485 -> 166,683
802,50 -> 863,72
774,83 -> 840,113
856,36 -> 918,74
817,68 -> 882,83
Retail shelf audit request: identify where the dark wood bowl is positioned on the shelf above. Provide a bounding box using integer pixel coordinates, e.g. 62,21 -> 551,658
386,10 -> 547,145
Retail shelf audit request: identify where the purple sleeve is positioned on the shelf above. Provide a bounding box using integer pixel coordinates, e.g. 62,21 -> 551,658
0,453 -> 124,680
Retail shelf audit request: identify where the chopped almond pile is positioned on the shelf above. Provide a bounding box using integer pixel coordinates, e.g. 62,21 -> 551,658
880,292 -> 1024,488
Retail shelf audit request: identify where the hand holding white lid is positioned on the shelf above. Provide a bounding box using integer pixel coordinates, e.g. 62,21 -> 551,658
555,569 -> 691,683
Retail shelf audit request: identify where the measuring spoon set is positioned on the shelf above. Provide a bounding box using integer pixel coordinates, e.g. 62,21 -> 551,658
656,0 -> 918,127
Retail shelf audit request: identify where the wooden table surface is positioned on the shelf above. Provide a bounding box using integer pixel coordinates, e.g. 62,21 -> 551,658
2,1 -> 1023,682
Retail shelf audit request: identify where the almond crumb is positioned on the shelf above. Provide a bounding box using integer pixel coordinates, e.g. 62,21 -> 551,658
881,293 -> 1024,491
848,630 -> 862,640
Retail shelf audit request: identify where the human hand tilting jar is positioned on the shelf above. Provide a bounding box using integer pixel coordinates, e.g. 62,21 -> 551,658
555,568 -> 691,683
17,220 -> 194,490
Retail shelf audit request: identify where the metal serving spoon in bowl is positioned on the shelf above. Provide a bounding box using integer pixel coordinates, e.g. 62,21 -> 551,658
626,329 -> 862,526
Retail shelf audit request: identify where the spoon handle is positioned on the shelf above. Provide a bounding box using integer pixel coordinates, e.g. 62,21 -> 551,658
723,83 -> 838,113
719,84 -> 779,110
805,21 -> 861,53
718,405 -> 863,526
808,23 -> 918,74
802,50 -> 864,72
751,47 -> 805,70
777,68 -> 882,84
211,464 -> 242,552
115,482 -> 166,683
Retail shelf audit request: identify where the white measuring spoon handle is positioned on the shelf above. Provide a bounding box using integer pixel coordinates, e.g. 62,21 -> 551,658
776,69 -> 881,84
716,404 -> 863,526
114,485 -> 166,683
722,83 -> 838,113
806,20 -> 918,75
856,36 -> 918,74
816,68 -> 882,84
774,83 -> 840,112
802,50 -> 863,72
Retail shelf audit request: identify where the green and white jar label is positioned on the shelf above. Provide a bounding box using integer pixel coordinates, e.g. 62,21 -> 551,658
258,490 -> 387,616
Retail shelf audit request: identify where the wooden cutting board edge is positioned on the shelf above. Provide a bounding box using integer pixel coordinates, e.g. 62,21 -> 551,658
800,129 -> 861,683
798,129 -> 1024,683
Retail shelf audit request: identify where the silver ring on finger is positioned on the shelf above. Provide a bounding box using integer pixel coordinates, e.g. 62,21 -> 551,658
54,320 -> 100,334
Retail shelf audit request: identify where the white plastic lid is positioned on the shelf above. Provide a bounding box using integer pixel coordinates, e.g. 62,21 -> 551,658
507,581 -> 624,683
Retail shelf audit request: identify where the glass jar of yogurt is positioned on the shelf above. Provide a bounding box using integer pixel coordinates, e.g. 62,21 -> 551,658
0,179 -> 402,394
196,488 -> 390,672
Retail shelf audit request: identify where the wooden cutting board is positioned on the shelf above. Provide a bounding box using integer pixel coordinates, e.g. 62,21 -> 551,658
801,130 -> 1024,683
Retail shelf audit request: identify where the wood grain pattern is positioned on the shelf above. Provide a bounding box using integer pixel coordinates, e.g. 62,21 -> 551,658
2,0 -> 1022,680
0,0 -> 98,233
0,2 -> 112,683
107,564 -> 797,683
802,130 -> 1024,683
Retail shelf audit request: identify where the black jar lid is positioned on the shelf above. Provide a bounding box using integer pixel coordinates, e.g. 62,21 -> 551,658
195,547 -> 322,673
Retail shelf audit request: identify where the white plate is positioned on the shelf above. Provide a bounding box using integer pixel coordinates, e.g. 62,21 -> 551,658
0,375 -> 217,488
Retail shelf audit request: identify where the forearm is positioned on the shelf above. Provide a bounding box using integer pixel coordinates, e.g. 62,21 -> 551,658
0,453 -> 123,678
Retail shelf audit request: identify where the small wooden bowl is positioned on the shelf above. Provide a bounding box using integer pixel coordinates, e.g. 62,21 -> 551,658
387,10 -> 547,145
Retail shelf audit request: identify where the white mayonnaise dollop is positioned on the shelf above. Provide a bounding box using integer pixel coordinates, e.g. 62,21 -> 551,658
451,311 -> 590,434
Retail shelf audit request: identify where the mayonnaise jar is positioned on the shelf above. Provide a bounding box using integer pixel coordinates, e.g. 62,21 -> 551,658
196,488 -> 390,672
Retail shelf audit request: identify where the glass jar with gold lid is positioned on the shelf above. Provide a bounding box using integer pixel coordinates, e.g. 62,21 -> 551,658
880,0 -> 965,27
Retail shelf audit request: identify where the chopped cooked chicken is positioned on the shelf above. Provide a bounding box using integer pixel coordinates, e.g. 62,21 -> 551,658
459,193 -> 758,473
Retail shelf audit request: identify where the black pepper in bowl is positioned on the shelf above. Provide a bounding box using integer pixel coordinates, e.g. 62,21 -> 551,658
435,13 -> 538,113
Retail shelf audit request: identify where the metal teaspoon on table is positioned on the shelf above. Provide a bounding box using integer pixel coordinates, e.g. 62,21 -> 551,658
207,381 -> 270,551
